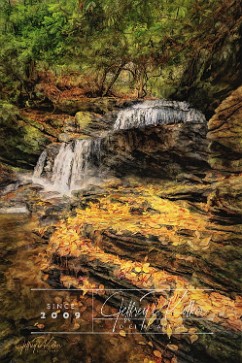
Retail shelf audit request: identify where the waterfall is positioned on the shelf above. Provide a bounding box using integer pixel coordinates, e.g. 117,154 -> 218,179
51,142 -> 75,193
33,99 -> 206,194
33,139 -> 100,194
69,139 -> 97,192
113,100 -> 206,130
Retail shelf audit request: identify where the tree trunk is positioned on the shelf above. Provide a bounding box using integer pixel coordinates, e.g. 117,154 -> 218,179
102,63 -> 125,97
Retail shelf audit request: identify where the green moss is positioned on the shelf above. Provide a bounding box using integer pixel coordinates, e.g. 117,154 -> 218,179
75,111 -> 93,129
20,124 -> 48,154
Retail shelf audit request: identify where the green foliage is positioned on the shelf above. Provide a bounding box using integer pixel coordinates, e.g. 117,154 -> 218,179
0,0 -> 221,102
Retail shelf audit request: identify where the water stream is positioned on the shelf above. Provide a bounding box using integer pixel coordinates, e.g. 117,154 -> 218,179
113,100 -> 205,130
33,100 -> 206,194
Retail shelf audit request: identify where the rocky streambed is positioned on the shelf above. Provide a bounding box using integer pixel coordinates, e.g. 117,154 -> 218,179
0,90 -> 241,363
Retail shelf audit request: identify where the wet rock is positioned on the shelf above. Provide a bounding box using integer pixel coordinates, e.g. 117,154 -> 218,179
75,111 -> 110,136
102,122 -> 209,180
208,174 -> 242,224
0,163 -> 18,191
38,143 -> 61,179
39,200 -> 71,225
208,86 -> 242,173
207,87 -> 242,224
57,133 -> 72,143
0,204 -> 30,215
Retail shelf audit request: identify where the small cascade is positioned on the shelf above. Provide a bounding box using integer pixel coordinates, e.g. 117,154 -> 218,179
33,99 -> 206,194
32,150 -> 47,181
51,142 -> 75,193
113,100 -> 206,130
69,139 -> 96,192
33,139 -> 101,194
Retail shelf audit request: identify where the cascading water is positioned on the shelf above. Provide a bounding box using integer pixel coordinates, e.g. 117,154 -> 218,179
33,139 -> 101,194
33,100 -> 206,194
69,139 -> 101,192
113,100 -> 206,130
32,150 -> 47,180
51,142 -> 75,193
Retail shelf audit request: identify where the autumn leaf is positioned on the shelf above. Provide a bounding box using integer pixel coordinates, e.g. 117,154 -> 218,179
146,313 -> 157,328
190,334 -> 199,343
153,350 -> 162,358
166,324 -> 173,339
167,344 -> 179,351
119,330 -> 126,337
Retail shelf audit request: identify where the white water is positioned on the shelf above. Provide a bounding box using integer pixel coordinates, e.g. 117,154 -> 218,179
33,100 -> 206,194
113,100 -> 206,130
51,142 -> 75,193
33,139 -> 100,195
32,150 -> 47,180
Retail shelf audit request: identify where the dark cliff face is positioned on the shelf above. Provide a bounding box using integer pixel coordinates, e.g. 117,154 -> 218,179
207,86 -> 242,174
172,0 -> 242,118
207,86 -> 242,225
101,122 -> 208,180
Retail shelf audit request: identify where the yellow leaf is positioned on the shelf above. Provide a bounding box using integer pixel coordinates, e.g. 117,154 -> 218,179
190,334 -> 199,343
153,350 -> 162,358
147,313 -> 157,328
119,330 -> 126,337
143,263 -> 150,273
188,327 -> 197,334
167,344 -> 178,351
166,325 -> 173,339
174,326 -> 188,334
172,309 -> 182,318
135,267 -> 142,273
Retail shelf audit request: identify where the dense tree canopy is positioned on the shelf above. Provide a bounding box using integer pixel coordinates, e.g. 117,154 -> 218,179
0,0 -> 229,104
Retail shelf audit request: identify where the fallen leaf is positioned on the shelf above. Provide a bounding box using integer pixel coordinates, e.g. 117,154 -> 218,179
166,325 -> 173,339
36,323 -> 45,329
119,330 -> 126,337
143,263 -> 150,273
190,334 -> 199,343
167,344 -> 178,351
153,350 -> 162,358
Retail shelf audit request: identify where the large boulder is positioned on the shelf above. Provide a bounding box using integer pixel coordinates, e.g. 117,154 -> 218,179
101,122 -> 209,180
207,86 -> 242,224
0,102 -> 49,169
207,86 -> 242,173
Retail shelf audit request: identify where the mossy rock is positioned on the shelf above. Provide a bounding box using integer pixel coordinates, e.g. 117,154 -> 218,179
0,121 -> 49,169
75,111 -> 93,129
20,124 -> 48,154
